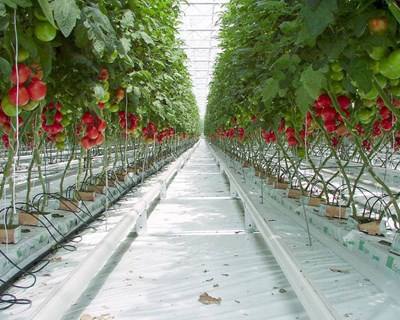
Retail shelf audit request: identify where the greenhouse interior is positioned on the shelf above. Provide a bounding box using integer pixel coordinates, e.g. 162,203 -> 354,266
2,0 -> 400,319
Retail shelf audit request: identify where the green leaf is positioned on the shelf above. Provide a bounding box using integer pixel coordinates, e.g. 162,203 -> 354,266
0,57 -> 11,78
296,86 -> 314,116
2,0 -> 32,8
133,86 -> 141,98
18,32 -> 38,57
0,16 -> 9,31
318,36 -> 346,60
139,31 -> 154,46
82,5 -> 118,57
38,43 -> 53,77
301,0 -> 337,40
388,0 -> 400,25
262,78 -> 279,103
120,10 -> 135,29
346,58 -> 373,93
118,37 -> 131,55
300,66 -> 327,99
0,3 -> 6,16
52,0 -> 80,37
38,0 -> 56,27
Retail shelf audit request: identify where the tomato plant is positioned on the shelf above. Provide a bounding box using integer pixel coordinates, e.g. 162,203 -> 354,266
206,0 -> 400,222
0,0 -> 200,218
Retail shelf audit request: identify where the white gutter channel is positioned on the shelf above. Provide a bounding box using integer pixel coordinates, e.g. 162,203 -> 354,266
209,145 -> 340,320
31,142 -> 199,320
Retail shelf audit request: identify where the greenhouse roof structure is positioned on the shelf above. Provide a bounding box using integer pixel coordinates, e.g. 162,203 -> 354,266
179,0 -> 228,116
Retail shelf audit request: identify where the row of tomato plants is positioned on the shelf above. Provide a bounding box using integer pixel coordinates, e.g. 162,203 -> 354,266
0,1 -> 199,222
206,0 -> 400,224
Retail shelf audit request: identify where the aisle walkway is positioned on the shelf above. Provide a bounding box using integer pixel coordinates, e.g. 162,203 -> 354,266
64,140 -> 308,320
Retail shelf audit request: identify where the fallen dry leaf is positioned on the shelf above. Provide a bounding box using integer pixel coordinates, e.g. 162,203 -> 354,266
329,267 -> 350,274
198,292 -> 222,305
80,314 -> 114,320
50,256 -> 62,262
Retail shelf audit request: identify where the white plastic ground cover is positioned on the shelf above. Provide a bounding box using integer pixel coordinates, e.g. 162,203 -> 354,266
210,147 -> 338,320
235,155 -> 400,284
28,142 -> 198,320
58,140 -> 308,320
212,144 -> 400,320
0,154 -> 190,319
0,154 -> 177,285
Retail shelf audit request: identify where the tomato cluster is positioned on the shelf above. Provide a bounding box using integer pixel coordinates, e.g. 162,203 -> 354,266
261,129 -> 276,144
2,64 -> 47,117
156,128 -> 175,143
118,111 -> 138,134
142,122 -> 157,142
0,108 -> 22,148
314,94 -> 351,133
80,112 -> 106,150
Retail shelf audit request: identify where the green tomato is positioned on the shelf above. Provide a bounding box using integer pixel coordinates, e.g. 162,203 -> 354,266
22,100 -> 39,111
363,99 -> 375,108
375,74 -> 387,88
370,61 -> 380,74
2,96 -> 19,117
358,108 -> 375,125
390,86 -> 400,97
102,81 -> 109,91
55,133 -> 66,143
297,147 -> 305,159
351,80 -> 359,88
109,104 -> 119,112
368,46 -> 388,61
360,86 -> 379,100
100,92 -> 110,103
128,0 -> 138,11
280,21 -> 299,35
331,82 -> 344,94
379,49 -> 400,80
56,141 -> 65,151
330,71 -> 344,81
330,63 -> 343,73
107,50 -> 118,63
18,48 -> 30,62
34,22 -> 57,42
284,114 -> 292,123
60,118 -> 71,127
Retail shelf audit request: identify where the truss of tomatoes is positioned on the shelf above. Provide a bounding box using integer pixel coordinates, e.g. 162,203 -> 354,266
118,111 -> 138,134
2,63 -> 47,117
156,127 -> 175,143
79,112 -> 107,150
142,122 -> 158,142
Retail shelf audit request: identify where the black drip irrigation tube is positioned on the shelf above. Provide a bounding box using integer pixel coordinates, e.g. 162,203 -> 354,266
0,141 -> 196,308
